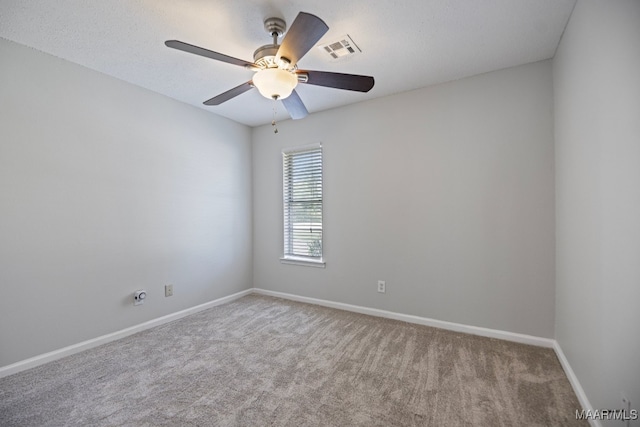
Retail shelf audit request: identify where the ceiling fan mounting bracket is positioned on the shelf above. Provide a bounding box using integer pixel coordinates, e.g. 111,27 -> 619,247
264,17 -> 286,39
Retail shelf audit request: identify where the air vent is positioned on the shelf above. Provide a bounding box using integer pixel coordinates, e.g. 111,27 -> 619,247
317,34 -> 361,60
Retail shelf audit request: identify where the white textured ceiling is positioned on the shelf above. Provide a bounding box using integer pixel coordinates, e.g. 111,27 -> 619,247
0,0 -> 575,127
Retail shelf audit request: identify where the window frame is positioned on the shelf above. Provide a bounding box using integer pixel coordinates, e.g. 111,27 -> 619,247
280,143 -> 325,268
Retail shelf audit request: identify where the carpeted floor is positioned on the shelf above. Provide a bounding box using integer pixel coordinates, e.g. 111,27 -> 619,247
0,294 -> 585,426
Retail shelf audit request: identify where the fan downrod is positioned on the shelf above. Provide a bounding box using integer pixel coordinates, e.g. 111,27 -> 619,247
254,17 -> 288,68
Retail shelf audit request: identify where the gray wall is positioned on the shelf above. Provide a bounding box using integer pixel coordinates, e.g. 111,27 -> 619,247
553,0 -> 640,418
0,39 -> 253,366
8,6 -> 639,417
253,60 -> 556,338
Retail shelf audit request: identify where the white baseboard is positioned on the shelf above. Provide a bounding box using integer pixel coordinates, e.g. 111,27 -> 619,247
2,285 -> 593,426
254,288 -> 601,424
553,341 -> 600,427
253,288 -> 601,423
251,288 -> 555,348
0,288 -> 252,379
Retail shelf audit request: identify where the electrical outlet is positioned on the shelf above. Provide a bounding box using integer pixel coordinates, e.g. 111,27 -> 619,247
165,284 -> 173,297
377,280 -> 386,293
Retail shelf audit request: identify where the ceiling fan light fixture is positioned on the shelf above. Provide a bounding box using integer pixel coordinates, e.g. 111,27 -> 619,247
165,12 -> 373,120
253,68 -> 298,100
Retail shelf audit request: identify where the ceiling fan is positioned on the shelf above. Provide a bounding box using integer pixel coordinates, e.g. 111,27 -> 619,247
165,12 -> 375,120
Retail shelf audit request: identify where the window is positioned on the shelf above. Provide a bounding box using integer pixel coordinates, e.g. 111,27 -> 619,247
281,145 -> 324,267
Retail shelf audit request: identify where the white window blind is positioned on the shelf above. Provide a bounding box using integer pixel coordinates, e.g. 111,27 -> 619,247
283,145 -> 323,262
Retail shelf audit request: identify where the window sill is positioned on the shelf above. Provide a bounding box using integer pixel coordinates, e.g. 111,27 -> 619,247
280,256 -> 326,268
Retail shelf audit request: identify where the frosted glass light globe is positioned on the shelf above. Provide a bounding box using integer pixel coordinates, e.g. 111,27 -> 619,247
253,68 -> 298,100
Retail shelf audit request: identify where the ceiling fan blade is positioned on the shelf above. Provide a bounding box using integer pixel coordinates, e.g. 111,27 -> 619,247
281,90 -> 309,120
165,40 -> 256,68
298,70 -> 375,92
276,12 -> 329,66
203,81 -> 254,106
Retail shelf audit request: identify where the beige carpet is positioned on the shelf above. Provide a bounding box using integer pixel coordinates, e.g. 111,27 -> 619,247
0,294 -> 585,426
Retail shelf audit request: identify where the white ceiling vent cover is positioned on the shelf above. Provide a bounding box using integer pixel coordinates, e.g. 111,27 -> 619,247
317,34 -> 361,60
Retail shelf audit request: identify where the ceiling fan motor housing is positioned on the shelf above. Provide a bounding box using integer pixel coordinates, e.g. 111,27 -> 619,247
253,44 -> 280,68
254,17 -> 295,70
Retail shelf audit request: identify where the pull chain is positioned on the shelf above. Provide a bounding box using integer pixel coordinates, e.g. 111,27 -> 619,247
271,97 -> 279,134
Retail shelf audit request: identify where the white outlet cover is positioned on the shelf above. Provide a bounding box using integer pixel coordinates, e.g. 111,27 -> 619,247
134,290 -> 146,305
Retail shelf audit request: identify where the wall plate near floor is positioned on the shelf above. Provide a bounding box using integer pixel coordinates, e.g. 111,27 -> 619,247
377,280 -> 386,293
165,284 -> 173,297
134,290 -> 146,306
